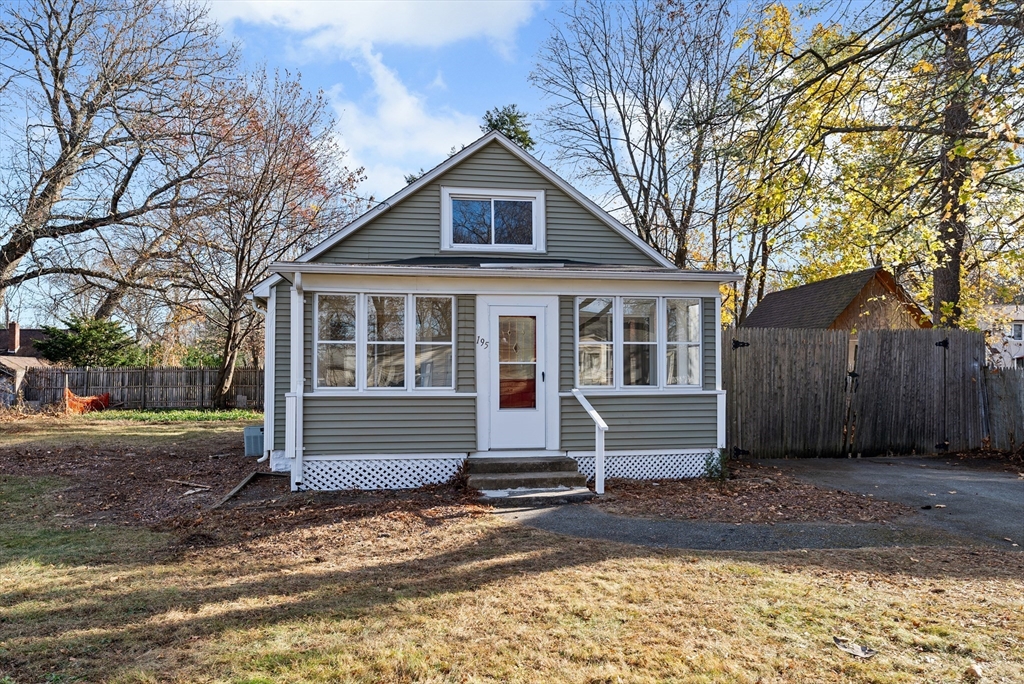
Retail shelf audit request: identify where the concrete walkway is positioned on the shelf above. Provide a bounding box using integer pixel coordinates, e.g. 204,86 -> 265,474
496,456 -> 1023,552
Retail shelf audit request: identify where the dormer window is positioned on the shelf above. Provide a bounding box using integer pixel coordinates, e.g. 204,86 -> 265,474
441,187 -> 545,252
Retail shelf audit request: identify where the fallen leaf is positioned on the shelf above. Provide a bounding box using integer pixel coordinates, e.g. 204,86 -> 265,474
833,636 -> 877,659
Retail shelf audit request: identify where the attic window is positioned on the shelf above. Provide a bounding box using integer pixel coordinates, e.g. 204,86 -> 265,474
441,187 -> 545,252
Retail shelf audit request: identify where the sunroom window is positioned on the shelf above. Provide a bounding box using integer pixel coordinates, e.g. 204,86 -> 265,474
578,297 -> 614,386
317,295 -> 357,388
441,187 -> 545,252
576,296 -> 703,389
367,296 -> 405,388
666,298 -> 702,386
415,296 -> 454,388
315,294 -> 455,391
623,298 -> 657,386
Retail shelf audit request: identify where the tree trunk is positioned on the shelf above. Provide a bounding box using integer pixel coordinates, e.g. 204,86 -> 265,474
932,19 -> 972,327
213,316 -> 243,409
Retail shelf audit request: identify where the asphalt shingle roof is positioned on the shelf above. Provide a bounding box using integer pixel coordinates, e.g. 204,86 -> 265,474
741,268 -> 882,329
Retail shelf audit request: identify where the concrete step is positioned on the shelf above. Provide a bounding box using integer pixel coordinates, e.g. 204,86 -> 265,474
466,471 -> 588,491
478,487 -> 596,506
465,456 -> 579,475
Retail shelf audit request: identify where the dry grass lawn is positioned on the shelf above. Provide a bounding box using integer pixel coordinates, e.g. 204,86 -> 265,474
1,415 -> 1022,683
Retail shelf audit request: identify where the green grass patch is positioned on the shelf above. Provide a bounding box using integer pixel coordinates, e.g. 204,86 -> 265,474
90,408 -> 262,423
0,475 -> 166,566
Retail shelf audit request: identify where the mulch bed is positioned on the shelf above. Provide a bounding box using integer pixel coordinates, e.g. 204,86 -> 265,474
593,461 -> 914,524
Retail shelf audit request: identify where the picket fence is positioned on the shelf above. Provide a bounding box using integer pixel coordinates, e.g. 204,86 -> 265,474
724,328 -> 1022,458
22,366 -> 264,410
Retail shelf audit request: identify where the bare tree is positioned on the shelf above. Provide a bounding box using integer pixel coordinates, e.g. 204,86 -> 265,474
531,0 -> 747,268
0,0 -> 235,311
170,72 -> 365,407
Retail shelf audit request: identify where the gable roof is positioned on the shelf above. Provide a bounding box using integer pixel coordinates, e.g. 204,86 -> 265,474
295,131 -> 677,269
741,267 -> 930,329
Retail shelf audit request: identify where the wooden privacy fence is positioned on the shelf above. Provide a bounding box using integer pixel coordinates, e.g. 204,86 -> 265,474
724,328 -> 1018,457
986,368 -> 1024,452
22,366 -> 264,410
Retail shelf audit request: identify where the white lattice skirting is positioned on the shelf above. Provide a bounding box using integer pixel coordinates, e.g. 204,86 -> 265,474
298,456 -> 465,491
571,450 -> 720,481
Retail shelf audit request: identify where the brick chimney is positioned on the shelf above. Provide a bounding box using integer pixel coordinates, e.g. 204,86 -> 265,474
7,321 -> 19,354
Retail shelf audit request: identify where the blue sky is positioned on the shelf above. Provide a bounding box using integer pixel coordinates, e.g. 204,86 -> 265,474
208,0 -> 561,200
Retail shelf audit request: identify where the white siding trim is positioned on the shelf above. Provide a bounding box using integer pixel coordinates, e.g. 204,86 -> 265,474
304,452 -> 469,461
717,392 -> 726,449
264,286 -> 276,455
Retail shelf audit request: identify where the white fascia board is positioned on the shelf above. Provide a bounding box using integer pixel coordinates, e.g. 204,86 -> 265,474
252,273 -> 283,298
272,261 -> 741,284
294,130 -> 677,269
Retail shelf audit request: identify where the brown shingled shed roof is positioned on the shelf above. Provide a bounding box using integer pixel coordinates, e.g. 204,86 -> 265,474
740,267 -> 930,329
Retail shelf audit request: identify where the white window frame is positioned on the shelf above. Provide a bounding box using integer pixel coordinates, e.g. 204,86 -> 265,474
314,293 -> 358,390
1012,322 -> 1023,340
413,295 -> 457,390
440,186 -> 546,253
575,295 -> 703,391
665,297 -> 704,387
314,293 -> 456,393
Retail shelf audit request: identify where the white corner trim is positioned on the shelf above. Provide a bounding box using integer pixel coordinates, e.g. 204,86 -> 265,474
717,392 -> 726,449
264,286 -> 276,454
292,130 -> 677,268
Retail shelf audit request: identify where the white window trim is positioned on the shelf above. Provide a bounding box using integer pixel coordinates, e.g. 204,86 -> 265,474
1012,322 -> 1023,340
575,295 -> 703,391
313,293 -> 457,393
440,186 -> 546,253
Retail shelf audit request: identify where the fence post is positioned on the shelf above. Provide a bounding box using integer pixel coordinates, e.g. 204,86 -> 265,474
141,366 -> 147,410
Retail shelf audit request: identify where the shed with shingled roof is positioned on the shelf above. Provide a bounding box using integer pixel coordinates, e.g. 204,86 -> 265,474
741,267 -> 932,332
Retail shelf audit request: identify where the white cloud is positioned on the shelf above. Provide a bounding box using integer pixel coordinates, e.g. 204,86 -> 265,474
209,0 -> 542,52
208,0 -> 542,199
333,50 -> 481,198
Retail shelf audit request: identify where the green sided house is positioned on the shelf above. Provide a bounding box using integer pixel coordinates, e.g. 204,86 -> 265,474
250,131 -> 737,493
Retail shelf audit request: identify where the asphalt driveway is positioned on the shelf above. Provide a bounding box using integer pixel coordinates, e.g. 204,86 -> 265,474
497,456 -> 1023,552
766,456 -> 1023,549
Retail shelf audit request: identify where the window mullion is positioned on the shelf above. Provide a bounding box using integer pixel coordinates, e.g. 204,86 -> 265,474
356,294 -> 366,391
406,294 -> 414,391
658,297 -> 666,388
614,297 -> 622,389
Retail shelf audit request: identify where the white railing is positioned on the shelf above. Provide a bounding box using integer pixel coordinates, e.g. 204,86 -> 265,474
571,388 -> 608,495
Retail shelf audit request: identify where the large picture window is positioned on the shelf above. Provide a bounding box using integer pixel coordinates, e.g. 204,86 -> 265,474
576,296 -> 704,389
441,187 -> 545,252
316,294 -> 455,391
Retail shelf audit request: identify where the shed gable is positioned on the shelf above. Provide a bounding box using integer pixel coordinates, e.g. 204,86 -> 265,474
313,141 -> 662,266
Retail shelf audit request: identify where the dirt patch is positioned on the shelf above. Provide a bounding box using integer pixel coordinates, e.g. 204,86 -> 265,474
594,461 -> 914,524
1,431 -> 260,526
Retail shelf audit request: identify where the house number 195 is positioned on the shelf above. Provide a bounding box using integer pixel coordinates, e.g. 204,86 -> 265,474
476,336 -> 489,349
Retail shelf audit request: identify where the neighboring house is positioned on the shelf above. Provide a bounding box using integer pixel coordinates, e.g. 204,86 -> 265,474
250,131 -> 737,492
0,322 -> 51,405
741,267 -> 932,334
0,321 -> 49,357
982,304 -> 1024,369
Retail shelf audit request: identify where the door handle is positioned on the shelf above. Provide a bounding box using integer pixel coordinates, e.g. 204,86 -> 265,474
541,371 -> 545,382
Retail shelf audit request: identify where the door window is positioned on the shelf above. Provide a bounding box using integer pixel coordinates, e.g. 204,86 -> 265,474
498,316 -> 537,409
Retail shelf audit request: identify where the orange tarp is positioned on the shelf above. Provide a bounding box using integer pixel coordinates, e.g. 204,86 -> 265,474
64,388 -> 110,414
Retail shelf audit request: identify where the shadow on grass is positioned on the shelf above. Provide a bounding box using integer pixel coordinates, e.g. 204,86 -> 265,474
2,476 -> 1022,682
